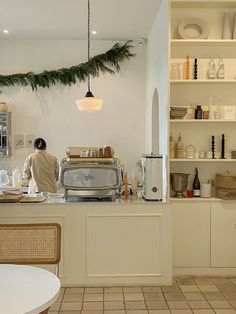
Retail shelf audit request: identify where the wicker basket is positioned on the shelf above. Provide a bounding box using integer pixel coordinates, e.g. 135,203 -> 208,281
215,171 -> 236,200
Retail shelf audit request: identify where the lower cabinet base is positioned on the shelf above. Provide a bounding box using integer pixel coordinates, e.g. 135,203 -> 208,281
174,268 -> 236,277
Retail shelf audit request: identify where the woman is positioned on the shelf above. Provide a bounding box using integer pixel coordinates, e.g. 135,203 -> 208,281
23,138 -> 59,194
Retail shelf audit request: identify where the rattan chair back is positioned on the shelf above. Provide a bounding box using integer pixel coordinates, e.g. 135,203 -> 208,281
0,223 -> 61,264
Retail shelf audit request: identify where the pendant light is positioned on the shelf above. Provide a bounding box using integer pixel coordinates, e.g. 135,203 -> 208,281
76,0 -> 103,112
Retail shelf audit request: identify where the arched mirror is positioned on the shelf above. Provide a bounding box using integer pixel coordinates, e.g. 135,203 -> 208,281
151,88 -> 159,154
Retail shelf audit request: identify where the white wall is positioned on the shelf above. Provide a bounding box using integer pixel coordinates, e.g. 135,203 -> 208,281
0,40 -> 146,174
146,0 -> 169,197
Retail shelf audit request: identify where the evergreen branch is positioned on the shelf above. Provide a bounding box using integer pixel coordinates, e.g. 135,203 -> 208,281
0,41 -> 135,90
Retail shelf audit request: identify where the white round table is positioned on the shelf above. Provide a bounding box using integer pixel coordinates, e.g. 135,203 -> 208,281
0,264 -> 61,314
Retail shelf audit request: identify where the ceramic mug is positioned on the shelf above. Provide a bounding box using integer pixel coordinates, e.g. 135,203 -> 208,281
199,151 -> 206,159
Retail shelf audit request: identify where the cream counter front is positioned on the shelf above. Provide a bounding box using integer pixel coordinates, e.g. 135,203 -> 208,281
0,198 -> 172,287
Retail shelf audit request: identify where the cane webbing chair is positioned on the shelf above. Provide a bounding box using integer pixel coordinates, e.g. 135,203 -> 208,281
0,223 -> 61,265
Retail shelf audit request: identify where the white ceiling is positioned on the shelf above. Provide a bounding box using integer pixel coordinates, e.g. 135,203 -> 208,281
0,0 -> 162,40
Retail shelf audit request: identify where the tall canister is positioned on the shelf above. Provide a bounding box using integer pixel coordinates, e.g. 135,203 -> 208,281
142,154 -> 163,201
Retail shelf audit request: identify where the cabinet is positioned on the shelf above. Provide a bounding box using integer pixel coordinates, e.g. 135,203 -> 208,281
170,1 -> 236,196
0,112 -> 11,157
211,203 -> 236,267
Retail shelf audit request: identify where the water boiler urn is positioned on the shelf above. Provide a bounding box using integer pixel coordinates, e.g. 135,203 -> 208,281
142,154 -> 163,201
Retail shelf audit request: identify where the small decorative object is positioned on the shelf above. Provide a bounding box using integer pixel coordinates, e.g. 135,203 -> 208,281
193,58 -> 198,79
217,57 -> 225,79
200,183 -> 211,198
214,105 -> 222,119
233,13 -> 236,39
176,133 -> 184,158
222,12 -> 233,39
223,105 -> 235,120
221,134 -> 225,159
170,173 -> 190,198
195,105 -> 202,119
183,56 -> 190,79
178,18 -> 209,39
206,55 -> 216,79
169,132 -> 175,158
211,135 -> 215,159
199,151 -> 206,159
0,102 -> 8,112
170,62 -> 181,80
208,96 -> 214,119
202,106 -> 209,119
186,144 -> 196,159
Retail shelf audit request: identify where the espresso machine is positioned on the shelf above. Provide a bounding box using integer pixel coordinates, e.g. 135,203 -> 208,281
142,154 -> 163,201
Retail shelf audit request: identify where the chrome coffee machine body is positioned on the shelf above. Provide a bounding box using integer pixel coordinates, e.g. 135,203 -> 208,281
142,154 -> 163,201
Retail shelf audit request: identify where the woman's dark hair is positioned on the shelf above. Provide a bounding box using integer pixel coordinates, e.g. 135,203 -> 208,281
34,138 -> 46,150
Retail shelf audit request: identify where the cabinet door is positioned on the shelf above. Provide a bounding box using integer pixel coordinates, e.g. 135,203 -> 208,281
211,203 -> 236,267
173,202 -> 210,268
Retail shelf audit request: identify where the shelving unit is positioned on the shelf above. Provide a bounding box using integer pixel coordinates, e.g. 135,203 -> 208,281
169,0 -> 236,197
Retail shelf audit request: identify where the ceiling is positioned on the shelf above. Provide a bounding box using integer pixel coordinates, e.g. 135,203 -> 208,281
0,0 -> 162,40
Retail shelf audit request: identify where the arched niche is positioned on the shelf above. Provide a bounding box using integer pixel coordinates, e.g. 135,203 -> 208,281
151,88 -> 159,154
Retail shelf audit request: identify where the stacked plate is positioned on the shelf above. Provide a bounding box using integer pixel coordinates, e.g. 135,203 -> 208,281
170,106 -> 188,119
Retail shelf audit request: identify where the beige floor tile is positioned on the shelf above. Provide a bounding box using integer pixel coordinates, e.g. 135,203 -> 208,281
104,301 -> 125,310
59,311 -> 81,314
170,310 -> 193,314
193,310 -> 215,314
146,300 -> 169,310
203,292 -> 227,300
126,311 -> 148,314
56,295 -> 63,302
188,300 -> 211,309
142,286 -> 162,293
123,286 -> 142,293
50,302 -> 61,311
184,292 -> 205,300
65,287 -> 84,294
208,300 -> 232,309
229,300 -> 236,308
124,292 -> 144,301
180,285 -> 200,292
176,278 -> 195,285
162,286 -> 181,293
223,292 -> 236,299
104,293 -> 123,301
193,278 -> 213,285
81,311 -> 103,314
212,278 -> 232,285
60,288 -> 65,294
164,293 -> 185,301
125,300 -> 146,309
104,287 -> 123,293
198,285 -> 219,292
82,302 -> 103,310
230,278 -> 236,285
104,311 -> 126,314
214,310 -> 236,314
167,300 -> 190,309
149,311 -> 171,314
83,293 -> 103,302
143,292 -> 165,300
84,287 -> 103,294
217,285 -> 236,292
63,294 -> 83,302
60,302 -> 82,311
48,312 -> 59,314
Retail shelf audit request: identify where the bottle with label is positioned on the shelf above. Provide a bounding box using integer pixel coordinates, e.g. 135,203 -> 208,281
169,132 -> 175,158
193,167 -> 201,197
195,105 -> 202,119
176,133 -> 184,159
206,54 -> 216,79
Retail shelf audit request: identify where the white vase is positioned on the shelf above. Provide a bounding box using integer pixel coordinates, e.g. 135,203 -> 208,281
233,13 -> 236,39
222,12 -> 232,39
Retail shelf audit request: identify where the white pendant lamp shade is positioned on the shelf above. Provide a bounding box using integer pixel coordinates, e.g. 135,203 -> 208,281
76,91 -> 103,112
77,0 -> 103,112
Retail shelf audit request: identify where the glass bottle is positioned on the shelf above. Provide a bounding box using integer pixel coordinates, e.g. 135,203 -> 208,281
206,55 -> 216,79
195,105 -> 202,119
217,57 -> 225,79
176,133 -> 184,158
208,96 -> 214,119
169,132 -> 175,158
170,62 -> 181,80
193,167 -> 201,197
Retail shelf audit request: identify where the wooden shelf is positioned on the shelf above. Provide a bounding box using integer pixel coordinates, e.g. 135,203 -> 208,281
170,197 -> 220,202
170,80 -> 236,84
170,119 -> 236,123
171,39 -> 236,47
170,159 -> 236,162
171,1 -> 236,9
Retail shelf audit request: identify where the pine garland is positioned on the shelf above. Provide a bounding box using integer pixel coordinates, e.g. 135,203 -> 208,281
0,41 -> 135,90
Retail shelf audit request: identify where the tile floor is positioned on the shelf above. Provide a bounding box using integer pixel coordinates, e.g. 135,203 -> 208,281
48,276 -> 236,314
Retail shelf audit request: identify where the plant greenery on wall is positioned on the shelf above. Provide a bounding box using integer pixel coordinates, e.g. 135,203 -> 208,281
0,41 -> 135,90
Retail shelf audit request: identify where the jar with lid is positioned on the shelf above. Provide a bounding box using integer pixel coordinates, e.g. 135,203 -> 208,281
186,144 -> 196,159
195,105 -> 202,119
170,62 -> 181,80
